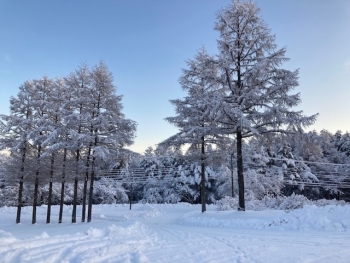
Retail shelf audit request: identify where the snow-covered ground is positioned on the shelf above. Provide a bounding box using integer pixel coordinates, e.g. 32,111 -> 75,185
1,203 -> 350,263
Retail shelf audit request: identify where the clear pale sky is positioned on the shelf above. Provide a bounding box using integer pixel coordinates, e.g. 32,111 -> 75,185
0,0 -> 349,153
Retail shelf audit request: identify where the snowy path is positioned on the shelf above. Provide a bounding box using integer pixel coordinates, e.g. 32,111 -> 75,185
0,204 -> 350,263
147,224 -> 350,263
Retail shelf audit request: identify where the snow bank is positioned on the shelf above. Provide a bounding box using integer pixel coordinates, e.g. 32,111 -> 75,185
180,204 -> 350,232
274,204 -> 350,231
0,230 -> 17,243
216,194 -> 346,211
86,221 -> 148,238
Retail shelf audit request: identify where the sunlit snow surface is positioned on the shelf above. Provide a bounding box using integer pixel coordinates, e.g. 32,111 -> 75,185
1,203 -> 350,263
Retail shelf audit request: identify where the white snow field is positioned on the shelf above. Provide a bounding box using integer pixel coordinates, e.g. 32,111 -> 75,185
1,203 -> 350,263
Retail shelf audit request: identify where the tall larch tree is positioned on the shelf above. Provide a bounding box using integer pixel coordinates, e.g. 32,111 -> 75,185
0,81 -> 36,223
214,0 -> 317,210
41,78 -> 68,224
160,49 -> 223,212
64,64 -> 91,223
29,76 -> 54,223
87,62 -> 136,222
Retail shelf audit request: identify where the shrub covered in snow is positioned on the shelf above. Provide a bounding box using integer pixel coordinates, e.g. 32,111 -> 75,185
215,196 -> 238,211
216,194 -> 346,211
0,186 -> 18,206
93,178 -> 129,204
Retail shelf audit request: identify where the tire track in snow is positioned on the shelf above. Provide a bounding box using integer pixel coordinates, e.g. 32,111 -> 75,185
1,236 -> 150,263
0,221 -> 152,263
144,223 -> 252,263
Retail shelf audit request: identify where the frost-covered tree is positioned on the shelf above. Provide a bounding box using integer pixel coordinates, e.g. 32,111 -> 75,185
1,62 -> 136,223
288,131 -> 323,162
318,130 -> 342,162
304,130 -> 350,198
163,1 -> 316,210
160,49 -> 224,212
337,132 -> 350,157
0,81 -> 36,223
29,76 -> 54,224
86,62 -> 136,222
137,148 -> 202,204
64,64 -> 92,223
213,0 -> 317,210
40,78 -> 75,224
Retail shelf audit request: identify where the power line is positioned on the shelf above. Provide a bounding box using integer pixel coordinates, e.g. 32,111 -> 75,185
131,153 -> 350,167
100,167 -> 350,189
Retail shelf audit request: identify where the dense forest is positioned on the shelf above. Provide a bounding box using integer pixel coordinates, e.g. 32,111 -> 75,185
1,119 -> 350,216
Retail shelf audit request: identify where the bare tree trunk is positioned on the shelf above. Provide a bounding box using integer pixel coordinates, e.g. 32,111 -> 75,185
32,144 -> 41,224
236,18 -> 244,211
16,143 -> 26,224
81,147 -> 91,223
72,177 -> 78,223
72,149 -> 80,223
87,166 -> 94,222
58,147 -> 67,223
72,148 -> 80,223
16,180 -> 24,224
201,136 -> 206,213
46,179 -> 53,223
83,102 -> 96,223
46,153 -> 55,224
73,110 -> 83,223
236,129 -> 245,211
58,182 -> 65,223
87,97 -> 100,223
32,177 -> 39,224
87,148 -> 97,222
81,172 -> 88,222
16,108 -> 31,224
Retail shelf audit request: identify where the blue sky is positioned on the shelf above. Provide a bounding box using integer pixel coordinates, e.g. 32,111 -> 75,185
0,0 -> 349,153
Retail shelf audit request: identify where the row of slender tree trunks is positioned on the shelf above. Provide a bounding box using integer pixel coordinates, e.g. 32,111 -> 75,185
15,108 -> 97,224
15,138 -> 97,224
16,165 -> 95,224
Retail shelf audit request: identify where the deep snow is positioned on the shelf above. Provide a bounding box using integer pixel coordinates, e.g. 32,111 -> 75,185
1,203 -> 350,263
